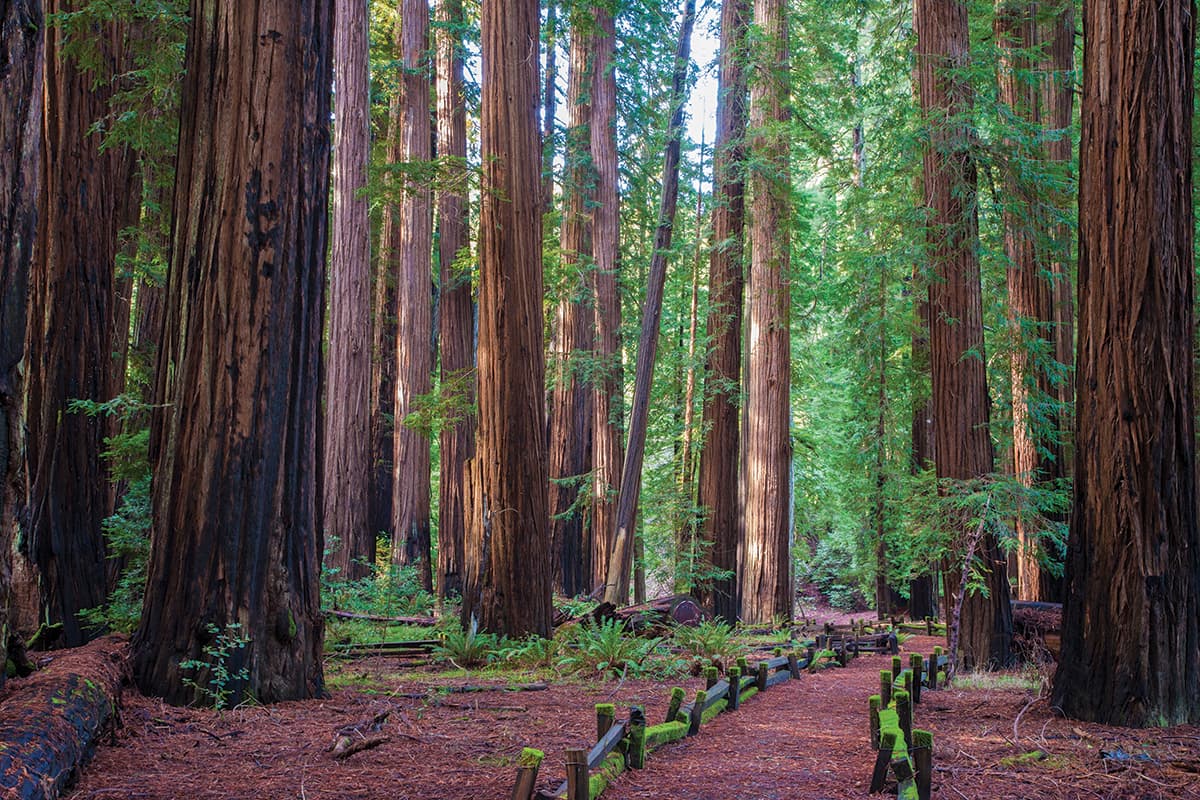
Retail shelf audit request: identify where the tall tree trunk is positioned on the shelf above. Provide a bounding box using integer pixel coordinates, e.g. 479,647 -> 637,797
25,3 -> 131,646
435,0 -> 474,603
463,0 -> 552,637
1052,0 -> 1199,727
541,0 -> 558,213
695,0 -> 749,622
589,3 -> 622,596
548,10 -> 596,597
915,0 -> 1012,669
604,0 -> 696,607
325,0 -> 374,581
675,172 -> 703,594
392,0 -> 434,591
0,0 -> 44,679
132,0 -> 332,705
909,266 -> 938,621
739,0 -> 792,626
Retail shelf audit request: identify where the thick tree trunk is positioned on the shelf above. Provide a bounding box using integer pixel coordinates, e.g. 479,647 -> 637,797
392,0 -> 434,591
435,0 -> 474,603
463,0 -> 552,637
132,0 -> 332,705
548,10 -> 596,597
914,0 -> 1011,668
0,0 -> 43,681
1052,0 -> 1199,727
695,0 -> 749,623
604,0 -> 696,607
739,0 -> 792,626
25,2 -> 131,646
324,0 -> 374,581
589,4 -> 622,596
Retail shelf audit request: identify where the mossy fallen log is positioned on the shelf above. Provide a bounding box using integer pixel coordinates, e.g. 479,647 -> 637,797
0,636 -> 125,800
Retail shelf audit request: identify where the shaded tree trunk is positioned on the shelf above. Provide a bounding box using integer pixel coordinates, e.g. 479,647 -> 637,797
0,0 -> 44,680
462,0 -> 552,637
1052,0 -> 1199,727
914,0 -> 1011,668
604,0 -> 696,607
435,0 -> 474,603
739,0 -> 792,626
675,174 -> 703,594
392,0 -> 434,591
324,0 -> 374,581
132,0 -> 332,705
694,0 -> 749,623
541,0 -> 558,213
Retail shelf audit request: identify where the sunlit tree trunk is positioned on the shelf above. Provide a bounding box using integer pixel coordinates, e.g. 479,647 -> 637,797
695,0 -> 748,622
132,0 -> 331,705
0,0 -> 43,679
675,176 -> 703,594
739,0 -> 792,626
915,0 -> 1012,668
541,0 -> 558,213
462,0 -> 552,636
324,0 -> 373,581
1052,0 -> 1199,727
392,0 -> 434,590
435,0 -> 473,603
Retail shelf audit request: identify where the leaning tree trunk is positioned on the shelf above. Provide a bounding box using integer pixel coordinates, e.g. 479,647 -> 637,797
132,0 -> 332,706
435,0 -> 474,603
0,0 -> 44,682
462,0 -> 552,637
694,0 -> 749,623
739,0 -> 792,626
324,0 -> 374,581
1051,0 -> 1199,727
392,0 -> 434,591
25,2 -> 132,646
914,0 -> 1011,668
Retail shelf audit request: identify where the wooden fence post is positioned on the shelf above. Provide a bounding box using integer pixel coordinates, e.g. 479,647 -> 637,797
565,748 -> 589,800
727,665 -> 741,711
596,704 -> 614,739
880,670 -> 892,708
510,748 -> 544,800
688,690 -> 706,736
895,690 -> 912,749
868,695 -> 881,750
869,731 -> 897,793
910,653 -> 923,703
628,707 -> 647,769
666,686 -> 686,723
913,729 -> 933,800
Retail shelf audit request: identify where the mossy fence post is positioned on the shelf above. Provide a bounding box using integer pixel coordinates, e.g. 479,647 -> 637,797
510,747 -> 543,800
565,748 -> 588,800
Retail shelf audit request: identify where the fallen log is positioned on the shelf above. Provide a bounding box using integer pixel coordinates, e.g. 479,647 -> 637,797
324,609 -> 438,626
0,635 -> 126,800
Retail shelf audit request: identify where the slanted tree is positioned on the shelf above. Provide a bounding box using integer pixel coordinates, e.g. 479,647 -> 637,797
132,0 -> 332,705
392,0 -> 434,591
914,0 -> 1011,668
462,0 -> 552,636
0,0 -> 44,679
695,0 -> 749,622
435,0 -> 474,602
324,0 -> 374,580
739,0 -> 792,626
1052,0 -> 1199,727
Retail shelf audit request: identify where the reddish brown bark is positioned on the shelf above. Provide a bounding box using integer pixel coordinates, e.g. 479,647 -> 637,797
324,0 -> 374,581
132,0 -> 331,705
462,0 -> 552,637
1052,0 -> 1199,727
914,0 -> 1011,667
541,0 -> 558,213
435,0 -> 474,603
695,0 -> 749,623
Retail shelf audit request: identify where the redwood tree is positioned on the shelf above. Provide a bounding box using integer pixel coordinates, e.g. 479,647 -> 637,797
739,0 -> 792,625
132,0 -> 331,705
462,0 -> 552,636
915,0 -> 1011,668
324,0 -> 374,580
1052,0 -> 1199,727
695,0 -> 748,622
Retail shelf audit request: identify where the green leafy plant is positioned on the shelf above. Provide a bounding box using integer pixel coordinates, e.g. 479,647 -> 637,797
557,618 -> 663,679
673,620 -> 740,672
180,622 -> 251,711
433,618 -> 505,668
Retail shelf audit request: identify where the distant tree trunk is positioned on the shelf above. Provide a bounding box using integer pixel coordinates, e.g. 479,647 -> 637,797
463,0 -> 552,637
739,0 -> 792,626
695,0 -> 748,622
589,4 -> 622,596
435,0 -> 474,603
541,0 -> 558,213
324,0 -> 374,581
132,0 -> 331,706
25,3 -> 131,646
675,175 -> 703,594
0,0 -> 44,680
1052,0 -> 1199,728
872,264 -> 893,620
909,263 -> 938,622
392,0 -> 434,591
604,0 -> 696,607
915,0 -> 1011,668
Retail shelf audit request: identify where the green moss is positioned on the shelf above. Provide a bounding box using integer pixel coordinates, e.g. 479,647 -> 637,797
518,747 -> 544,768
287,609 -> 298,640
739,686 -> 758,704
700,698 -> 727,725
587,750 -> 625,797
644,720 -> 688,749
912,729 -> 933,750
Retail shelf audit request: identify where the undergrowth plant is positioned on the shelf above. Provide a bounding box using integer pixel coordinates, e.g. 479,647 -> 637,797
557,618 -> 664,679
433,617 -> 505,668
180,622 -> 251,711
673,620 -> 740,672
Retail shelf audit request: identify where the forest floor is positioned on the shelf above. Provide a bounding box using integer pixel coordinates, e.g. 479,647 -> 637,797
47,611 -> 1200,800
